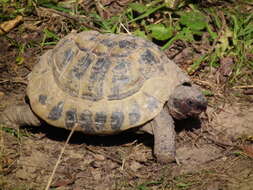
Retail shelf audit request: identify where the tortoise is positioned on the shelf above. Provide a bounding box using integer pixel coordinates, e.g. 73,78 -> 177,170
0,31 -> 207,163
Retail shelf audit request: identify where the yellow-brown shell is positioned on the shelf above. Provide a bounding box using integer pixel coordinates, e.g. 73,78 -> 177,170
27,31 -> 190,134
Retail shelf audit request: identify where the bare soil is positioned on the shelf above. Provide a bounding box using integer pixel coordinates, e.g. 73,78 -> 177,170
0,12 -> 253,190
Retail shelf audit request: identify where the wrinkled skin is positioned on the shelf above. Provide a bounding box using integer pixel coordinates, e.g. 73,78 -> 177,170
168,82 -> 207,120
141,82 -> 207,163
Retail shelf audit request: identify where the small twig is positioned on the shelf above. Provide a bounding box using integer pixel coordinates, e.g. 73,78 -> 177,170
120,158 -> 126,170
85,146 -> 122,165
0,79 -> 27,85
45,124 -> 78,190
204,135 -> 234,149
233,85 -> 253,89
192,78 -> 216,89
95,1 -> 106,18
175,157 -> 181,165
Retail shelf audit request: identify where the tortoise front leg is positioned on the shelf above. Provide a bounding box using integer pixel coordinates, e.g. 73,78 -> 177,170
0,103 -> 41,127
152,107 -> 176,163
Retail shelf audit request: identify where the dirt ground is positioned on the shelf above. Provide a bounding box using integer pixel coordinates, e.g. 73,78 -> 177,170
0,10 -> 253,190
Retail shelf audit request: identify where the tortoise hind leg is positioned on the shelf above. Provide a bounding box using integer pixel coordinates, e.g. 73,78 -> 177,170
151,107 -> 176,163
0,104 -> 41,128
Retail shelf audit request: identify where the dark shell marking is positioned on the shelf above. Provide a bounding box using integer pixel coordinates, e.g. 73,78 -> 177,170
129,101 -> 141,125
65,109 -> 77,128
48,101 -> 64,120
72,54 -> 93,79
62,109 -> 124,133
62,109 -> 126,133
118,40 -> 137,49
95,112 -> 107,130
140,49 -> 157,65
100,39 -> 117,48
39,95 -> 47,105
82,57 -> 112,101
111,111 -> 124,130
139,49 -> 162,79
79,110 -> 95,133
63,49 -> 74,66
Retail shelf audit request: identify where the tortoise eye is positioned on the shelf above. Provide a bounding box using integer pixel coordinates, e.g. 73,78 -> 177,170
186,99 -> 193,106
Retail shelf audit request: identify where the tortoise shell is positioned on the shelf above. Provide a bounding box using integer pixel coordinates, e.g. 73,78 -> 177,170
27,31 -> 190,134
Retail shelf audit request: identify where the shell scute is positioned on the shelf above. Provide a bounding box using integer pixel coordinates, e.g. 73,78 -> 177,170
108,60 -> 140,100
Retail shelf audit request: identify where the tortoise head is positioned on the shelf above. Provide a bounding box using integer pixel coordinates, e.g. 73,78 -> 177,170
167,82 -> 207,120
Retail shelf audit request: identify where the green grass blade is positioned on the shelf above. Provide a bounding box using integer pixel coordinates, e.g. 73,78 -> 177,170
128,3 -> 166,23
40,3 -> 72,13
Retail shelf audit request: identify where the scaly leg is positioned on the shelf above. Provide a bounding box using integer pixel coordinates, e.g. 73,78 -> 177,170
0,104 -> 41,127
151,107 -> 176,163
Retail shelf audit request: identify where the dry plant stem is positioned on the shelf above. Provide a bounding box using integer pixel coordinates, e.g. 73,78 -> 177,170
233,85 -> 253,89
45,124 -> 78,190
0,125 -> 3,155
85,146 -> 122,164
0,79 -> 27,85
39,7 -> 103,33
120,23 -> 131,34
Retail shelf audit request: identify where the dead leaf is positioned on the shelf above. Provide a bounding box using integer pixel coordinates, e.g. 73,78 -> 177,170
0,16 -> 23,35
51,178 -> 75,188
0,91 -> 4,97
242,145 -> 253,159
93,154 -> 106,161
243,88 -> 253,95
129,160 -> 143,172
